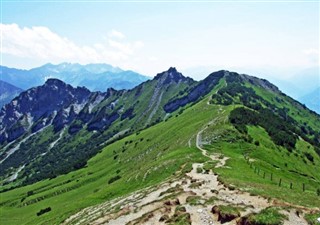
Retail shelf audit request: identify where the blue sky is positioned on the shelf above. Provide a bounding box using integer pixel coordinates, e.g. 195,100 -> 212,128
1,1 -> 319,81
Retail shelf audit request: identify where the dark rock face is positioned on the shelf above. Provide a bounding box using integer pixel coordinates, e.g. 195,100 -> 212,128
68,122 -> 83,135
154,67 -> 193,85
52,106 -> 78,132
78,106 -> 93,123
6,122 -> 26,143
87,111 -> 119,131
120,107 -> 135,120
164,70 -> 225,113
0,79 -> 92,144
240,74 -> 280,93
31,113 -> 55,133
0,77 -> 129,145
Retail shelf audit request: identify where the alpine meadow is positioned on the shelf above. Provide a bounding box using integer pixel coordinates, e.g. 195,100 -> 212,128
1,1 -> 319,225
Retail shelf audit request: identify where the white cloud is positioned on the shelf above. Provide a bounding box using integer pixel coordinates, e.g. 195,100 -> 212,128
108,39 -> 134,55
303,48 -> 319,65
148,56 -> 158,62
1,23 -> 144,67
108,29 -> 125,39
303,48 -> 319,56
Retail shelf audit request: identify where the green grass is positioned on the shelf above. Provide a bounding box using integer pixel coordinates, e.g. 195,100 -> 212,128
212,204 -> 241,222
213,204 -> 241,217
167,206 -> 191,225
168,213 -> 191,225
185,196 -> 203,206
203,161 -> 217,172
204,196 -> 218,205
251,85 -> 320,133
304,212 -> 320,225
245,207 -> 287,225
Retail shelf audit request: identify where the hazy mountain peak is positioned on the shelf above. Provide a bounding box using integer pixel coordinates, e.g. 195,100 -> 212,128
154,67 -> 191,85
299,87 -> 320,114
0,80 -> 23,108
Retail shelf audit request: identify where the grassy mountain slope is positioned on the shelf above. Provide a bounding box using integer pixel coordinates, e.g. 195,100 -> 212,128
0,68 -> 195,187
0,70 -> 319,224
204,73 -> 320,206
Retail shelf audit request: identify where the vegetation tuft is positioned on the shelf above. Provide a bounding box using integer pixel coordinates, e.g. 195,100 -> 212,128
304,212 -> 320,225
238,207 -> 287,225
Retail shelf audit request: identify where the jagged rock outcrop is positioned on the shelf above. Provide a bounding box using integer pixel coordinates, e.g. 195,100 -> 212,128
239,74 -> 280,93
164,70 -> 225,113
0,79 -> 92,144
154,67 -> 193,85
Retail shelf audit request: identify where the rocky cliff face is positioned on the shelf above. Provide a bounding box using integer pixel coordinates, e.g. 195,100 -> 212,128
0,68 -> 194,145
0,79 -> 92,143
154,67 -> 193,85
0,68 -> 199,185
164,70 -> 225,112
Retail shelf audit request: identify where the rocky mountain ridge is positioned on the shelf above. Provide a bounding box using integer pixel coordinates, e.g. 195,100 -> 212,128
0,68 -> 197,184
0,68 -> 318,188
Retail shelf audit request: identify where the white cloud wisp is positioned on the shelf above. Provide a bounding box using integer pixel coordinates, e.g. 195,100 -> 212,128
1,23 -> 144,67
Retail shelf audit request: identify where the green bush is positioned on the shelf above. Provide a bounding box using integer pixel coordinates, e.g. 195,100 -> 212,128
36,207 -> 52,216
108,175 -> 121,184
196,167 -> 203,173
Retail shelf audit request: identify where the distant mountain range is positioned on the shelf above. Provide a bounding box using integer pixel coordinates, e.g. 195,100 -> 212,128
0,63 -> 150,92
299,87 -> 320,114
0,80 -> 23,108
